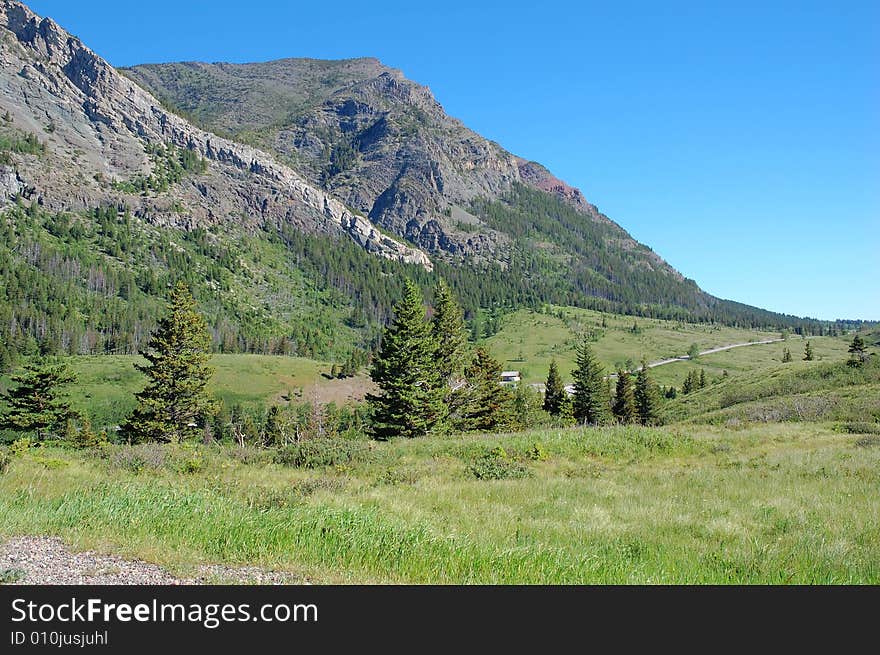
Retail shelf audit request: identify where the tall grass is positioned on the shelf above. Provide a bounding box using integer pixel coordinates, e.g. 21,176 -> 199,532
1,422 -> 877,583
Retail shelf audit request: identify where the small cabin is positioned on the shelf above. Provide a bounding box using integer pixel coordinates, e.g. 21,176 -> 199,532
500,371 -> 521,385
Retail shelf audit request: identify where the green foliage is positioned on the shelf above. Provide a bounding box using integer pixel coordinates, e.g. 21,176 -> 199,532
274,437 -> 368,469
509,384 -> 547,431
112,142 -> 207,194
367,280 -> 447,439
9,437 -> 31,457
0,446 -> 8,474
467,446 -> 530,480
542,359 -> 566,416
0,359 -> 76,440
120,283 -> 215,443
847,335 -> 868,367
782,348 -> 792,363
612,369 -> 636,424
459,347 -> 514,432
634,358 -> 661,426
0,568 -> 26,584
687,343 -> 701,359
804,341 -> 814,361
571,338 -> 609,425
431,278 -> 469,412
0,128 -> 46,164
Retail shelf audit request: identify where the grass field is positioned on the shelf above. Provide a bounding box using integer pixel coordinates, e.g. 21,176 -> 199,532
1,421 -> 878,583
483,306 -> 851,387
0,354 -> 373,429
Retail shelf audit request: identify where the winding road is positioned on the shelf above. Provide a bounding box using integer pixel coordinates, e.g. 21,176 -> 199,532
644,338 -> 784,370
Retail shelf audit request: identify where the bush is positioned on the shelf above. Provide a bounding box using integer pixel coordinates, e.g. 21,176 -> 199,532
274,438 -> 368,469
0,568 -> 26,584
0,447 -> 9,474
837,421 -> 880,435
10,438 -> 31,457
525,442 -> 549,462
467,446 -> 530,481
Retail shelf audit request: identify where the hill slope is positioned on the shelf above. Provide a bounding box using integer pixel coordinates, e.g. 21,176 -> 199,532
0,0 -> 845,366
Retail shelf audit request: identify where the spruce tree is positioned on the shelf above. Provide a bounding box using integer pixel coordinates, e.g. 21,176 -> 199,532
367,280 -> 447,439
699,369 -> 707,388
682,371 -> 695,394
847,335 -> 868,367
460,347 -> 514,432
612,368 -> 636,424
782,348 -> 792,363
0,359 -> 76,440
634,358 -> 660,426
119,283 -> 215,444
431,279 -> 470,420
542,359 -> 566,415
803,341 -> 814,361
571,337 -> 609,425
432,279 -> 469,383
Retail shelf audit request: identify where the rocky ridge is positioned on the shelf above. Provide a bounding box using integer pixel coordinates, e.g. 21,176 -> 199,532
0,0 -> 431,269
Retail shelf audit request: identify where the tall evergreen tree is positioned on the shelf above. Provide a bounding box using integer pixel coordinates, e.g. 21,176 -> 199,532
0,359 -> 76,440
367,280 -> 447,439
542,359 -> 566,415
612,368 -> 636,424
847,335 -> 868,367
431,278 -> 471,422
432,279 -> 469,385
803,341 -> 814,361
634,358 -> 661,426
698,369 -> 707,388
571,337 -> 609,425
460,347 -> 513,432
119,283 -> 214,444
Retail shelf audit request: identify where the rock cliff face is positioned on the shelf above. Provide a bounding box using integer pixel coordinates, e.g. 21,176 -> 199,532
0,0 -> 431,269
125,56 -> 676,277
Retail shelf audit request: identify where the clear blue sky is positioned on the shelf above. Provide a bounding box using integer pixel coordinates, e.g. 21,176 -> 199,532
28,0 -> 880,320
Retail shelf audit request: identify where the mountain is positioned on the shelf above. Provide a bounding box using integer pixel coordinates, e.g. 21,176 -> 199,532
0,1 -> 837,366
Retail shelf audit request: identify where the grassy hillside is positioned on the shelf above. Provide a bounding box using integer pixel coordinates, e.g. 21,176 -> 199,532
0,354 -> 372,429
482,306 -> 851,387
1,422 -> 877,583
664,357 -> 880,425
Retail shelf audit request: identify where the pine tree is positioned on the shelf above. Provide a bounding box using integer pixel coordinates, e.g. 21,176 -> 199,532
367,280 -> 447,439
782,348 -> 792,363
634,358 -> 660,425
571,337 -> 609,425
460,347 -> 513,432
698,369 -> 707,389
542,359 -> 566,415
612,368 -> 636,424
431,279 -> 470,421
119,283 -> 215,444
681,370 -> 695,394
262,405 -> 287,446
803,341 -> 814,361
0,359 -> 76,440
847,335 -> 868,367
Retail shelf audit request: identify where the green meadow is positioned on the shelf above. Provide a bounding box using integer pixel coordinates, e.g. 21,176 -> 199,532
1,421 -> 877,583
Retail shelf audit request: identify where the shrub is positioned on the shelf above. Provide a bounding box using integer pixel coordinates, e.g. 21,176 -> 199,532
10,438 -> 31,457
467,446 -> 530,481
274,438 -> 368,469
0,568 -> 26,584
0,447 -> 9,474
837,421 -> 880,435
525,442 -> 549,462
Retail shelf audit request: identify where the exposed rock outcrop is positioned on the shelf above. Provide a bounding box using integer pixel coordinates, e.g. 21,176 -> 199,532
0,0 -> 431,269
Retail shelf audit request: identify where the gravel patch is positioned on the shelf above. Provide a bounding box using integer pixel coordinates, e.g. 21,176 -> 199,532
0,536 -> 308,585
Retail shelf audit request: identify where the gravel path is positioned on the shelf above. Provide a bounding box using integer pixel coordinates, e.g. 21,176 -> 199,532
0,536 -> 308,585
